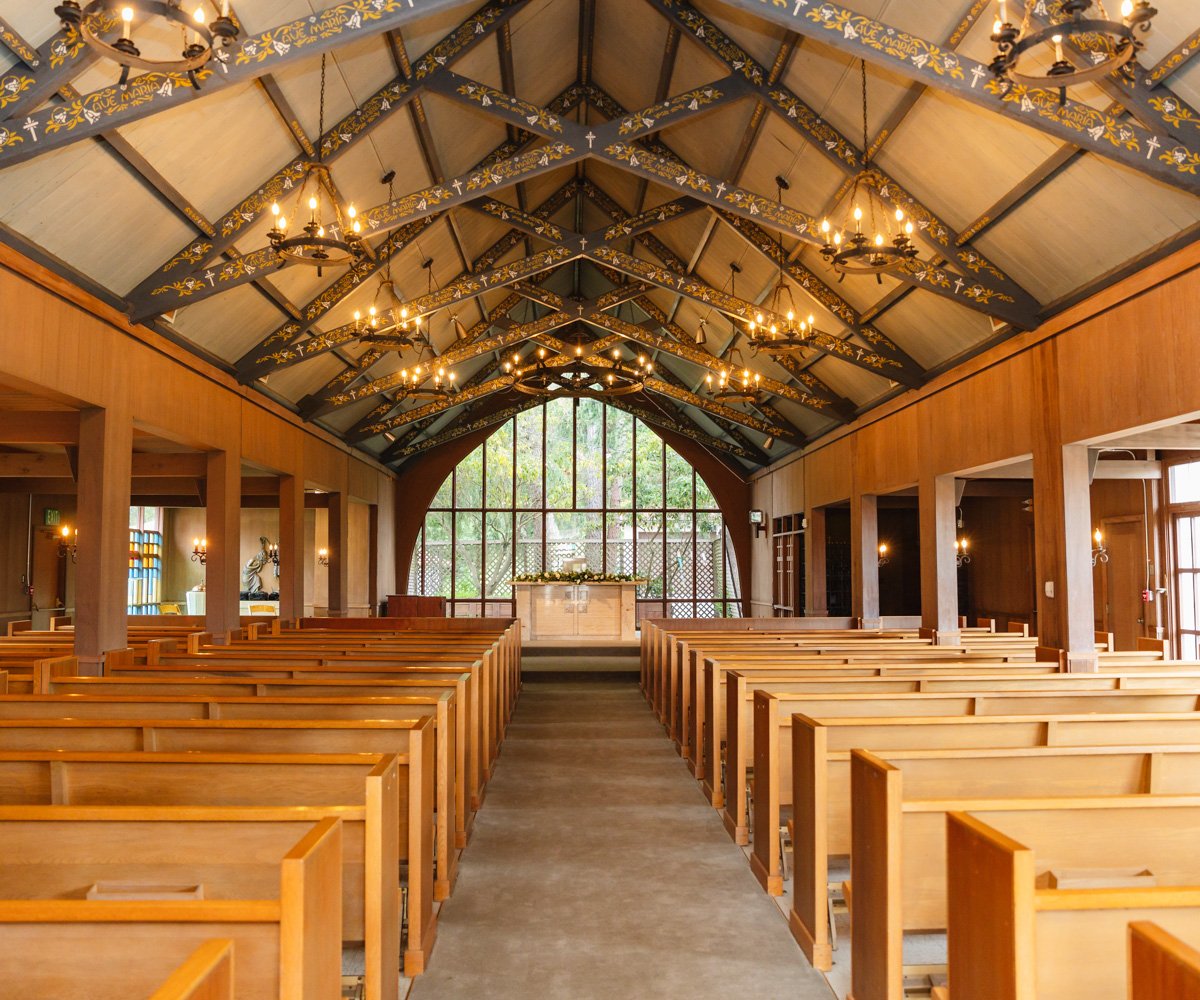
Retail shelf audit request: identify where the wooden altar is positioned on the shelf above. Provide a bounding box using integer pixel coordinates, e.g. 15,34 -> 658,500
512,581 -> 642,641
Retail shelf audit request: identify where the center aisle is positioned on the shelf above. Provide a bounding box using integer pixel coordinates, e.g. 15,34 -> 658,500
409,676 -> 833,999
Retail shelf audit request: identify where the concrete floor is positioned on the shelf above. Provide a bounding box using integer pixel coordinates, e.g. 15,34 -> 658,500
409,675 -> 833,999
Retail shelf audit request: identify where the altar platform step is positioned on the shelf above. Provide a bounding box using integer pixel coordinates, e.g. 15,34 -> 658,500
521,636 -> 640,676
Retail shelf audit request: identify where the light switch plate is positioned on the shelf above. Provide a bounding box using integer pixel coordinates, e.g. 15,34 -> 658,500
1044,581 -> 1055,598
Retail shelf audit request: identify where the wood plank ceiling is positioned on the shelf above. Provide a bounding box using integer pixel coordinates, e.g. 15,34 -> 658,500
0,0 -> 1197,474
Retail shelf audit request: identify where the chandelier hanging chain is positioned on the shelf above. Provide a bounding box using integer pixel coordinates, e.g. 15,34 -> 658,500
267,51 -> 364,274
745,179 -> 820,355
818,60 -> 918,281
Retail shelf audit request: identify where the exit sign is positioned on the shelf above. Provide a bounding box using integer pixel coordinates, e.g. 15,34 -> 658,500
43,508 -> 60,526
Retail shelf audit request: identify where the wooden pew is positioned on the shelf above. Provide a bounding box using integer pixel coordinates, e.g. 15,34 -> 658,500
1130,922 -> 1200,1000
0,751 -> 410,992
0,716 -> 437,977
946,803 -> 1200,1000
136,643 -> 503,773
0,814 -> 342,1000
150,940 -> 235,1000
697,663 -> 1200,805
845,748 -> 1200,998
741,687 -> 1200,865
0,690 -> 459,899
45,672 -> 475,848
111,656 -> 492,804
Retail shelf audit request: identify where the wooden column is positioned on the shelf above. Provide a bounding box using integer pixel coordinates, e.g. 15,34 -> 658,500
804,506 -> 828,616
204,449 -> 241,638
327,491 -> 350,617
852,492 -> 880,628
367,503 -> 380,617
919,472 -> 961,643
278,473 -> 305,621
1034,441 -> 1099,671
74,406 -> 132,673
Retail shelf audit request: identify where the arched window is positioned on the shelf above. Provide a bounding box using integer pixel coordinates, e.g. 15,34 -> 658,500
407,398 -> 742,620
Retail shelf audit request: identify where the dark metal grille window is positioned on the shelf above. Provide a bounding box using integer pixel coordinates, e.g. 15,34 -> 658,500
407,398 -> 742,619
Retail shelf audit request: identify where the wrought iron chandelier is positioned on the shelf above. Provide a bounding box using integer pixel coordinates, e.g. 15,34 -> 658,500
395,352 -> 457,402
704,348 -> 761,405
819,62 -> 918,281
504,344 -> 653,399
54,1 -> 238,90
990,0 -> 1156,104
355,258 -> 435,352
743,218 -> 820,355
267,55 -> 364,276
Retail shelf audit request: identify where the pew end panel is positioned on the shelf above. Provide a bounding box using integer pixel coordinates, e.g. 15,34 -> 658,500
790,714 -> 832,971
1130,921 -> 1200,1000
148,939 -> 235,1000
279,816 -> 344,1000
946,811 -> 1037,1000
749,690 -> 782,895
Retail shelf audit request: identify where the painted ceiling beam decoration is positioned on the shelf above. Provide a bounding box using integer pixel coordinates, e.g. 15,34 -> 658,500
583,309 -> 831,415
624,288 -> 847,420
0,18 -> 39,70
360,328 -> 634,444
337,293 -> 527,432
0,10 -> 113,120
387,396 -> 539,461
241,246 -> 575,381
593,138 -> 1035,330
575,175 -> 853,422
303,179 -> 585,416
430,68 -> 751,145
1010,1 -> 1200,150
0,0 -> 534,170
1145,25 -> 1200,87
717,211 -> 924,387
121,0 -> 528,310
705,0 -> 1199,193
647,0 -> 1041,318
860,0 -> 993,161
225,218 -> 438,367
641,375 -> 804,444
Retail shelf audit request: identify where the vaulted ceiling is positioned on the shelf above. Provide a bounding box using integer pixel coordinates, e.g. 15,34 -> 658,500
0,0 -> 1198,477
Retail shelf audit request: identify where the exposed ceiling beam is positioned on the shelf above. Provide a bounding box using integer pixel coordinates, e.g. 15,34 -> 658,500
0,1 -> 534,170
648,0 -> 1040,318
706,0 -> 1200,194
1145,25 -> 1200,87
0,12 -> 108,122
120,0 -> 528,311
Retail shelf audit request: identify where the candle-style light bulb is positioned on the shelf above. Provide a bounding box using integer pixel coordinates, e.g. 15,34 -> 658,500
999,0 -> 1007,23
895,208 -> 904,222
121,6 -> 133,38
821,218 -> 830,234
1121,0 -> 1133,17
1052,33 -> 1064,62
1094,528 -> 1103,546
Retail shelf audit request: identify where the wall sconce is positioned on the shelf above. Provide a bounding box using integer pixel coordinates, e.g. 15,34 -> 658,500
1092,528 -> 1109,567
267,542 -> 279,568
191,537 -> 207,565
877,542 -> 890,568
317,547 -> 330,567
749,509 -> 766,538
955,537 -> 971,568
58,525 -> 77,563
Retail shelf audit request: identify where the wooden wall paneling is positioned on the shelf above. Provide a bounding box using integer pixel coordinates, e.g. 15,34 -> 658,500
855,408 -> 919,496
163,507 -> 206,603
1056,278 -> 1200,446
960,496 -> 1036,630
852,490 -> 880,627
204,449 -> 241,637
770,457 -> 804,517
278,474 -> 306,620
805,440 -> 852,510
75,406 -> 132,669
375,477 -> 396,606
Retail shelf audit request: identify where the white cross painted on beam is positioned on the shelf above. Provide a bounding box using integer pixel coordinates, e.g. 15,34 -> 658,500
715,182 -> 726,198
1146,135 -> 1160,159
953,277 -> 964,293
970,66 -> 986,88
452,179 -> 463,195
586,131 -> 596,148
22,117 -> 38,141
204,270 -> 216,286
